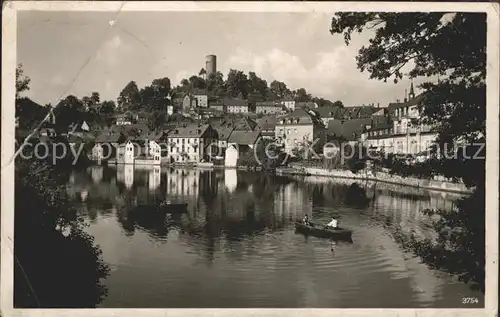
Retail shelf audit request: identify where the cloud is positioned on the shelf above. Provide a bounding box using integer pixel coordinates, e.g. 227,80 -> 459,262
95,34 -> 126,67
226,47 -> 361,100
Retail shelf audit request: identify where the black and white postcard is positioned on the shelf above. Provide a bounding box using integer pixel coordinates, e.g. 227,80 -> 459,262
1,2 -> 498,317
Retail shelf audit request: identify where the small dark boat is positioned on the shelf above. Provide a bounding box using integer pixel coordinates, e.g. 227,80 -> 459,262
295,221 -> 353,242
158,202 -> 188,214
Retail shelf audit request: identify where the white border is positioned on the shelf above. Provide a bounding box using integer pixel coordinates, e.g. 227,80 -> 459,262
1,2 -> 499,317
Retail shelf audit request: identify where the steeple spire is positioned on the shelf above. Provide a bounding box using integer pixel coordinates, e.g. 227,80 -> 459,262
409,80 -> 415,100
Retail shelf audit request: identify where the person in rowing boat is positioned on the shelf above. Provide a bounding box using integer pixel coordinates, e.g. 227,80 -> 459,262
302,214 -> 310,226
325,217 -> 338,229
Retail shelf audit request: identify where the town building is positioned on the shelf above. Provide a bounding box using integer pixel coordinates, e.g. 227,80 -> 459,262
167,105 -> 174,115
255,101 -> 285,115
115,114 -> 133,126
166,123 -> 218,163
131,131 -> 163,166
192,88 -> 209,108
256,115 -> 279,139
296,101 -> 319,109
280,96 -> 296,111
315,106 -> 343,126
361,84 -> 437,154
361,124 -> 436,155
172,96 -> 185,109
222,98 -> 249,114
233,117 -> 258,131
68,120 -> 91,137
92,129 -> 126,162
225,130 -> 261,167
116,140 -> 135,164
208,99 -> 226,113
275,108 -> 326,154
182,94 -> 197,112
327,118 -> 373,145
209,118 -> 236,150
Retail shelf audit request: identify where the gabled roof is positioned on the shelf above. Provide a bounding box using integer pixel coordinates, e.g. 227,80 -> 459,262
167,123 -> 211,138
256,115 -> 278,130
296,101 -> 318,109
233,117 -> 258,131
192,88 -> 208,96
315,106 -> 343,119
96,130 -> 124,143
276,108 -> 324,127
365,121 -> 393,132
388,93 -> 426,112
222,98 -> 248,107
327,118 -> 372,141
228,130 -> 261,145
281,96 -> 295,102
211,120 -> 235,141
256,101 -> 282,107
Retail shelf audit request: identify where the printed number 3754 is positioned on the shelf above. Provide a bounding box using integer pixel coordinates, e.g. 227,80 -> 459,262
462,297 -> 479,304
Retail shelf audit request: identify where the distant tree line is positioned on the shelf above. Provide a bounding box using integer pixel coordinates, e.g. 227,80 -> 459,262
16,63 -> 345,134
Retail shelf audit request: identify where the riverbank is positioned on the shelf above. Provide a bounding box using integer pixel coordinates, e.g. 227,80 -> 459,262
276,166 -> 472,195
101,161 -> 472,195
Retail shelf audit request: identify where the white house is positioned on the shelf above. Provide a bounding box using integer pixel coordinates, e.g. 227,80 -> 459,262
255,101 -> 285,115
167,123 -> 218,163
275,108 -> 326,154
222,98 -> 249,114
224,130 -> 261,167
91,143 -> 104,161
115,114 -> 132,126
362,86 -> 437,155
117,164 -> 134,189
167,105 -> 174,115
280,97 -> 296,111
147,140 -> 162,165
192,88 -> 208,108
92,130 -> 125,162
117,140 -> 135,164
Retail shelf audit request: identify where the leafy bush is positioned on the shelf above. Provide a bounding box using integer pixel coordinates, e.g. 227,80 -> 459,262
14,155 -> 110,307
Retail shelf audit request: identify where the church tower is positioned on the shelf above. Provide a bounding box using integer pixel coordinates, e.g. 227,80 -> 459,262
409,81 -> 415,100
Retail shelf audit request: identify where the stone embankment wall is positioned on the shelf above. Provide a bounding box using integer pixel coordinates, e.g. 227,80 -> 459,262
276,166 -> 472,194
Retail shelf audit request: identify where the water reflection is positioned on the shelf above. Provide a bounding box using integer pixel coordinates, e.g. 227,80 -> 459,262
116,165 -> 134,189
225,169 -> 237,193
66,166 -> 482,308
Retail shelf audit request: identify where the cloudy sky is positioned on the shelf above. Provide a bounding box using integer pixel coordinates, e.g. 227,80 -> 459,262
18,11 -> 418,107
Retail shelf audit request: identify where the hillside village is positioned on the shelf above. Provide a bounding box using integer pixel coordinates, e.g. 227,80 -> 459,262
15,58 -> 436,168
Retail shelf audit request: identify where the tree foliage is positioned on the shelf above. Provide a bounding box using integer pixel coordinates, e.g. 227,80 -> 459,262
206,71 -> 226,97
15,157 -> 110,307
269,80 -> 290,98
332,100 -> 344,108
14,69 -> 110,307
331,12 -> 486,291
294,88 -> 312,102
16,63 -> 31,99
226,69 -> 249,98
117,81 -> 141,110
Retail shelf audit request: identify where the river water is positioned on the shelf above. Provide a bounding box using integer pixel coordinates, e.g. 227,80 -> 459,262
66,165 -> 483,308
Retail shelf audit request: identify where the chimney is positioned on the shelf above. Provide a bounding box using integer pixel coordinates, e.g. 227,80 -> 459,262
377,103 -> 380,108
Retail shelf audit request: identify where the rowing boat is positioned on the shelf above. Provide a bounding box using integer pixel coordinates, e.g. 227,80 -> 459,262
295,221 -> 353,241
158,203 -> 188,214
